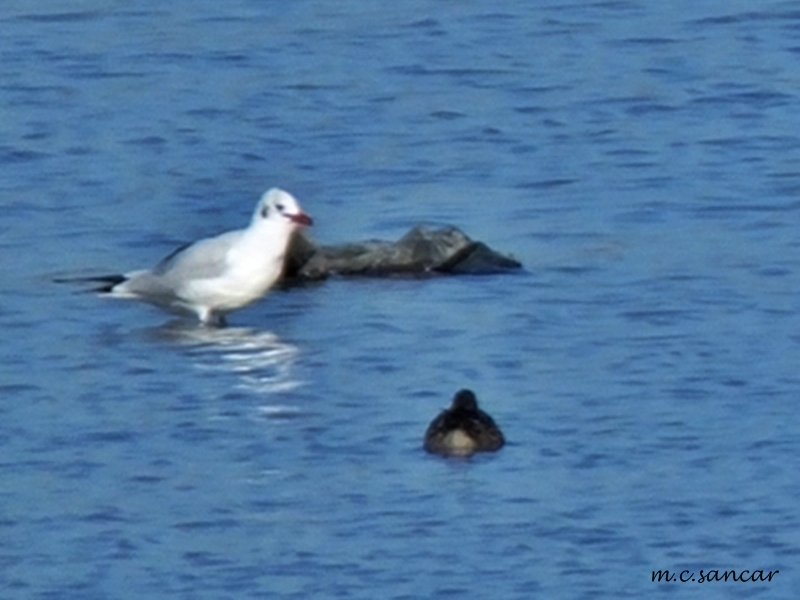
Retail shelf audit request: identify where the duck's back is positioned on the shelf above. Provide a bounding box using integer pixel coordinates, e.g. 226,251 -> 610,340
424,407 -> 504,456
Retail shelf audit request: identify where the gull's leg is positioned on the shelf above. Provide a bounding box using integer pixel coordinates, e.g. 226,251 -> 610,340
197,306 -> 216,326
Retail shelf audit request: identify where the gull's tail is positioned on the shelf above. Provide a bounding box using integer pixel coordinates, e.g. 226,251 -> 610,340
53,274 -> 127,293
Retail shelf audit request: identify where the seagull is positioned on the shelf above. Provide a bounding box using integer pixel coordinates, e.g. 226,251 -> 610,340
423,389 -> 505,457
74,188 -> 312,326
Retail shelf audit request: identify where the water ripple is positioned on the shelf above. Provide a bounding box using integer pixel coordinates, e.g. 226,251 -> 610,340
151,322 -> 303,395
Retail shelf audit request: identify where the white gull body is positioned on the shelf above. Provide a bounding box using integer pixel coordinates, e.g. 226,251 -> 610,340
103,188 -> 312,326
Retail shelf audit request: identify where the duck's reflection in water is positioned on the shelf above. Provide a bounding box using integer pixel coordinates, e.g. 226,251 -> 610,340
150,320 -> 303,395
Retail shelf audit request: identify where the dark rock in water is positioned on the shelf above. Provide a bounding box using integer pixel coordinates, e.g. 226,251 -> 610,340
282,229 -> 320,280
283,225 -> 521,281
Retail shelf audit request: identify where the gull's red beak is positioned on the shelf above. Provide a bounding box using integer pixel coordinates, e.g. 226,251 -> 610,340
289,212 -> 313,226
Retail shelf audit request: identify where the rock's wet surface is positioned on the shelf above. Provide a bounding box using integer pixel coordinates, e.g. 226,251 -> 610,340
284,225 -> 522,281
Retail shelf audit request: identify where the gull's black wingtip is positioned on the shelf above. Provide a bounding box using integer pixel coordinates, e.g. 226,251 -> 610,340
54,274 -> 127,293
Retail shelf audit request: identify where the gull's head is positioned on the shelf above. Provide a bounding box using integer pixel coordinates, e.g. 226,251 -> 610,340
255,188 -> 313,228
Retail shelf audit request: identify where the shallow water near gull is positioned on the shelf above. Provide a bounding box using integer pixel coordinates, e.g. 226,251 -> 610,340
147,321 -> 304,395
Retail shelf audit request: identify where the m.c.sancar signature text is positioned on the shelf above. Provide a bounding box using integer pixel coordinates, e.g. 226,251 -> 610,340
652,569 -> 779,583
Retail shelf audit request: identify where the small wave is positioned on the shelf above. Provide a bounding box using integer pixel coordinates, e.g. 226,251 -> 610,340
152,321 -> 303,394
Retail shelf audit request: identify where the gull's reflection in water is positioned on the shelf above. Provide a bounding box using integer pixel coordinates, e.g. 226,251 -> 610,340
150,320 -> 303,395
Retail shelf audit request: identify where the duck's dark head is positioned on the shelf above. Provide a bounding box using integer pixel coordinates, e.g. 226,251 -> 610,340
451,389 -> 478,412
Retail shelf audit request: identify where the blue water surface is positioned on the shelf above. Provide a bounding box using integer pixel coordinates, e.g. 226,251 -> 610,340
2,1 -> 800,598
